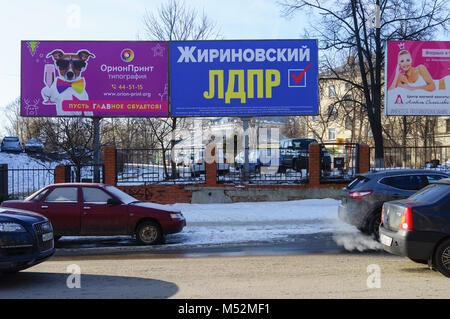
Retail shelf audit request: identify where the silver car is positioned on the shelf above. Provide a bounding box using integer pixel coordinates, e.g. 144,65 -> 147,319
25,138 -> 44,153
1,137 -> 23,153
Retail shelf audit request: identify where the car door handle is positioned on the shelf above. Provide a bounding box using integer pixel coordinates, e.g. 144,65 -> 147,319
83,206 -> 91,210
41,205 -> 48,209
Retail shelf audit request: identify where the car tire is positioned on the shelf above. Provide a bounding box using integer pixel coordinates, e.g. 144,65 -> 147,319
368,213 -> 381,241
433,239 -> 450,278
136,221 -> 163,245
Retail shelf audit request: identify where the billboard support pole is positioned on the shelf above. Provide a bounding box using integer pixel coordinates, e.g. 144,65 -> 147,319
93,117 -> 101,183
242,117 -> 250,181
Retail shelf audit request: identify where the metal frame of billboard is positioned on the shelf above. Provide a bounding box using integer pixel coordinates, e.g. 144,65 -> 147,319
384,40 -> 450,116
20,39 -> 319,118
169,39 -> 319,118
20,40 -> 169,118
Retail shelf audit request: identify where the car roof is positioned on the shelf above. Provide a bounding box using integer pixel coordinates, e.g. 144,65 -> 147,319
363,169 -> 450,178
432,177 -> 450,185
47,183 -> 106,187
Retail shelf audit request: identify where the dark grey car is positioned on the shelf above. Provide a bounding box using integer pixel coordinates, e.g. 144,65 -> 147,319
338,169 -> 450,239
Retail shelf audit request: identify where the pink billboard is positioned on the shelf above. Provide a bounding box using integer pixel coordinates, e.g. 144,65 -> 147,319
385,40 -> 450,116
21,41 -> 168,117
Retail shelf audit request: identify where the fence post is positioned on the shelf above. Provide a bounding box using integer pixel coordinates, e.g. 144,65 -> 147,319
104,147 -> 117,186
309,143 -> 321,186
358,144 -> 370,174
54,165 -> 67,183
205,144 -> 217,186
0,164 -> 8,201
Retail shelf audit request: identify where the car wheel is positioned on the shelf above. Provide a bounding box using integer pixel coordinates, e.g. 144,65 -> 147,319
368,213 -> 381,241
136,221 -> 163,245
433,239 -> 450,277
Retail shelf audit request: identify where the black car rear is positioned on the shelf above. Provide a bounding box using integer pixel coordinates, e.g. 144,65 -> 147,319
0,208 -> 55,273
380,178 -> 450,277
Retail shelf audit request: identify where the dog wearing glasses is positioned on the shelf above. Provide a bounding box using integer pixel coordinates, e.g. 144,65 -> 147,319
41,49 -> 95,116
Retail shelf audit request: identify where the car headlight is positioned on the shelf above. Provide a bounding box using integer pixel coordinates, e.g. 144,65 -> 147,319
40,221 -> 53,232
170,212 -> 184,220
0,223 -> 27,232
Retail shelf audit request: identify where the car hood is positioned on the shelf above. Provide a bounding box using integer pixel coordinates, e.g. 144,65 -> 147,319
0,207 -> 47,223
130,202 -> 180,213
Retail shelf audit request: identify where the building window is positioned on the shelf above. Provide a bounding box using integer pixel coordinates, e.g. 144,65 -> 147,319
328,85 -> 336,97
328,105 -> 338,120
328,128 -> 336,140
446,119 -> 450,133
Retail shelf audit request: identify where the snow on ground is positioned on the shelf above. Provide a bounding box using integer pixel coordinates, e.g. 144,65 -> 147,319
59,198 -> 381,252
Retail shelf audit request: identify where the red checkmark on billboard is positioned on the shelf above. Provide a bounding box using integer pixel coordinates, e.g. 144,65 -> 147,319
291,62 -> 313,84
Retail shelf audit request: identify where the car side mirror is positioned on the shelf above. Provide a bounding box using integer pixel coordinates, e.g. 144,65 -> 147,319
107,198 -> 121,206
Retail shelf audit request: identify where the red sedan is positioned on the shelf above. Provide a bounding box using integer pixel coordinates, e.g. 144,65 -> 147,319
1,183 -> 186,245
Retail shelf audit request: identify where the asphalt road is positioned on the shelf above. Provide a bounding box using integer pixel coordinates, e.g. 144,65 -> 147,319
1,252 -> 449,299
53,232 -> 345,257
1,231 -> 450,299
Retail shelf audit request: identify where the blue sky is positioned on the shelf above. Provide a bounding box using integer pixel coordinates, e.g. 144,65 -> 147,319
0,0 -> 307,134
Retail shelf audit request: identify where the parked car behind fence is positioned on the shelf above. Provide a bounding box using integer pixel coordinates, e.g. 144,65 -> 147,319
25,138 -> 44,153
1,137 -> 23,153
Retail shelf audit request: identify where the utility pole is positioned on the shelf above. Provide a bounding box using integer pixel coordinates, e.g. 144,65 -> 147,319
93,117 -> 101,183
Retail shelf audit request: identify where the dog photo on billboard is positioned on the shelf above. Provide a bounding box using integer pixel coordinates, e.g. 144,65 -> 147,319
41,49 -> 95,116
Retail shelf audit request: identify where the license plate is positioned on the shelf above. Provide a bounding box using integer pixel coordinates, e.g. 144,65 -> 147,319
42,232 -> 53,242
380,234 -> 392,247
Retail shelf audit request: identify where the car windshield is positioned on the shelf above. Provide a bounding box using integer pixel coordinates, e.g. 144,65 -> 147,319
104,185 -> 139,204
408,184 -> 449,203
25,187 -> 50,201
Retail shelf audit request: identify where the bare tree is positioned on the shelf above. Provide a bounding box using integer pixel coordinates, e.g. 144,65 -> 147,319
141,0 -> 221,178
281,0 -> 450,167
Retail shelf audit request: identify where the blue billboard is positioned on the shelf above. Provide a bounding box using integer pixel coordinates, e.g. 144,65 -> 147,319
169,39 -> 318,116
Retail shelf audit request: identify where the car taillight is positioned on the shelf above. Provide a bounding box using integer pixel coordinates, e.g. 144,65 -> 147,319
224,158 -> 227,164
400,206 -> 413,231
347,190 -> 373,199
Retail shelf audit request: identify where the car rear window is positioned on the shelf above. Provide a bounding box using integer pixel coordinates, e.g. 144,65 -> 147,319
408,184 -> 450,203
3,137 -> 19,141
379,175 -> 427,190
346,176 -> 370,190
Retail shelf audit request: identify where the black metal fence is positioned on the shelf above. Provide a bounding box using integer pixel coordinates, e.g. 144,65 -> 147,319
320,143 -> 359,183
370,145 -> 450,171
0,165 -> 54,200
116,148 -> 206,185
65,164 -> 104,183
218,148 -> 309,185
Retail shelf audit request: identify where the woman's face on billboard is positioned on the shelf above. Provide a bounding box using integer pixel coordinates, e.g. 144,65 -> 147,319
398,52 -> 412,72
